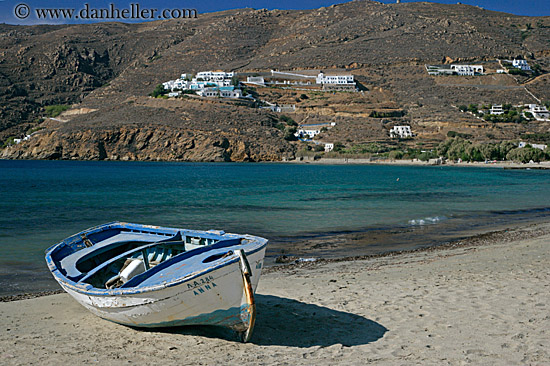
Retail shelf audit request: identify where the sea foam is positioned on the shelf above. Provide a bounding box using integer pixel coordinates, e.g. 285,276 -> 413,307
408,216 -> 447,226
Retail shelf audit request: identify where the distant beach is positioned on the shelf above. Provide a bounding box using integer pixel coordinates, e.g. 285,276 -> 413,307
2,221 -> 549,364
287,156 -> 550,169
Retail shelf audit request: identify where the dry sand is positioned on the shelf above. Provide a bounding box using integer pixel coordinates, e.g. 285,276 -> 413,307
1,224 -> 549,365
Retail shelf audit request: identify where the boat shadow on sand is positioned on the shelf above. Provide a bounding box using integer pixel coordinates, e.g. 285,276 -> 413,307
153,294 -> 388,347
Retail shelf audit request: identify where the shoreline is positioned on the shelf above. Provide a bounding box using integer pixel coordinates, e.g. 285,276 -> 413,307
264,220 -> 550,273
1,221 -> 549,364
3,219 -> 549,303
285,156 -> 550,169
3,157 -> 550,169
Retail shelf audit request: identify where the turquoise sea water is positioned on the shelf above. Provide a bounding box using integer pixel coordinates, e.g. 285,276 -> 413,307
1,160 -> 550,295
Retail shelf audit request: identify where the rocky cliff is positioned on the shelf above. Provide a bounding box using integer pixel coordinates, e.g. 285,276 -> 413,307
2,126 -> 293,162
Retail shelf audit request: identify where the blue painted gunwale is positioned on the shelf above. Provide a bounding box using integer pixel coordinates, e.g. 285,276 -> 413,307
45,222 -> 268,297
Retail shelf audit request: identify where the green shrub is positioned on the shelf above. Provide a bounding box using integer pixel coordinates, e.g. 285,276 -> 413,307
342,143 -> 387,154
27,126 -> 45,134
44,104 -> 70,118
437,138 -> 536,162
506,147 -> 546,163
2,136 -> 17,148
313,144 -> 325,152
369,110 -> 405,118
388,150 -> 404,160
447,131 -> 473,139
333,142 -> 345,152
149,84 -> 167,98
280,115 -> 297,126
283,127 -> 298,141
508,68 -> 529,76
520,132 -> 550,144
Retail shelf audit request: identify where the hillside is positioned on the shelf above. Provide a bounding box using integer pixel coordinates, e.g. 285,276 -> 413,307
1,1 -> 550,161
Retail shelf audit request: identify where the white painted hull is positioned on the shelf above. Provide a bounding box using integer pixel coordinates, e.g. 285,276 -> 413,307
59,247 -> 266,331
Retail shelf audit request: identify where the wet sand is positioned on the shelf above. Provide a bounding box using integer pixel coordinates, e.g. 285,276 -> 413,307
1,223 -> 549,365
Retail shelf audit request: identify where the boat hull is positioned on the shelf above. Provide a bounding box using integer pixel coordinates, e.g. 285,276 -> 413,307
58,246 -> 266,331
45,222 -> 268,338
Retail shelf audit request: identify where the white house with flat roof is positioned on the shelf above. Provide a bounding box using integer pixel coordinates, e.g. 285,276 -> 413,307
426,64 -> 484,76
295,122 -> 336,139
196,71 -> 234,82
196,86 -> 242,99
490,105 -> 504,115
450,65 -> 484,76
525,104 -> 550,121
246,76 -> 265,86
13,134 -> 31,144
295,127 -> 321,139
316,72 -> 356,91
519,141 -> 547,150
389,125 -> 413,138
324,143 -> 334,152
164,70 -> 236,92
316,72 -> 354,85
512,59 -> 531,71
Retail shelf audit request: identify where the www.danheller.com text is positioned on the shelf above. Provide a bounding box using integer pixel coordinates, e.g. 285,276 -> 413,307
14,3 -> 198,21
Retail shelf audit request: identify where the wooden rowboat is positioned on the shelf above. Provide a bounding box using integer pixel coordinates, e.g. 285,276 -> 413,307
45,222 -> 267,342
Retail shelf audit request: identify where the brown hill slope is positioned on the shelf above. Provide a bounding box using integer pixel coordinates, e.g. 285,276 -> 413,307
1,1 -> 550,160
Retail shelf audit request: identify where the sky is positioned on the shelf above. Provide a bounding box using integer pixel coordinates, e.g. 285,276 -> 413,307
0,0 -> 548,25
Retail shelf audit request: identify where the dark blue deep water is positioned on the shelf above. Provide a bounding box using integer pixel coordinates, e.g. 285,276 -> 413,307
1,160 -> 550,295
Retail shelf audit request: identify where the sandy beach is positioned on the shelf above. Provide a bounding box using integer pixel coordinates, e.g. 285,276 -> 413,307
1,223 -> 549,365
289,156 -> 550,170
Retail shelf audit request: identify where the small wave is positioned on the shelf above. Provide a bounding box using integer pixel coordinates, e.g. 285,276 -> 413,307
408,216 -> 447,226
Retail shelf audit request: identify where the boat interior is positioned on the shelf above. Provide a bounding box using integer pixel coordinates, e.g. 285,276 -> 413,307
49,225 -> 243,290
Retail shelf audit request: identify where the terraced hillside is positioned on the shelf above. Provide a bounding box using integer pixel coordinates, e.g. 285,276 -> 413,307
1,1 -> 549,161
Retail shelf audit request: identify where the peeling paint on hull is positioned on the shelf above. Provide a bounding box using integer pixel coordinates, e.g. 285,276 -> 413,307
45,222 -> 267,337
62,248 -> 265,331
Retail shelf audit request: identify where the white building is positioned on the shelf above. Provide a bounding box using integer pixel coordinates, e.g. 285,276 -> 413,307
512,59 -> 531,71
389,126 -> 413,138
163,70 -> 235,92
296,128 -> 321,139
525,104 -> 550,121
490,105 -> 504,115
197,88 -> 219,97
163,79 -> 188,90
324,143 -> 334,152
161,70 -> 244,100
316,72 -> 356,91
196,87 -> 242,99
450,65 -> 484,76
13,134 -> 31,144
246,76 -> 265,86
519,141 -> 547,150
219,88 -> 242,99
426,64 -> 484,76
426,65 -> 453,75
279,104 -> 296,113
196,71 -> 235,82
316,72 -> 354,85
